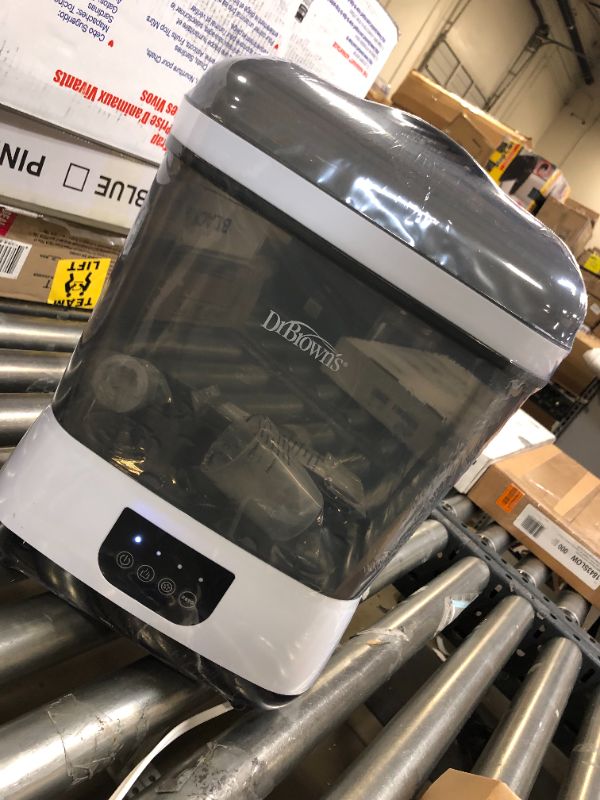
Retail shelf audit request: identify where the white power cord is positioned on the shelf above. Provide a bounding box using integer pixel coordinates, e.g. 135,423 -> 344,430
107,701 -> 233,800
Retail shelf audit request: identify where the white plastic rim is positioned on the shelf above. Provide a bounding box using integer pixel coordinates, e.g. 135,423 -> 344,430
0,407 -> 358,696
171,98 -> 568,381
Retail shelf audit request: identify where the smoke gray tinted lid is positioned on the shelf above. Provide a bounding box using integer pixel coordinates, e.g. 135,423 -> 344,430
180,57 -> 586,354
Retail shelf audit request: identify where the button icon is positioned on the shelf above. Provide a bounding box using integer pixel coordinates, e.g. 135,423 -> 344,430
116,551 -> 134,569
158,578 -> 176,596
178,590 -> 197,609
136,564 -> 155,583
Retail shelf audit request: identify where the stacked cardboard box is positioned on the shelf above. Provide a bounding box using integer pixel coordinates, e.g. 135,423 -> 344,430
454,409 -> 555,494
391,71 -> 531,156
390,72 -> 575,216
537,197 -> 598,259
0,205 -> 123,309
581,269 -> 600,333
580,249 -> 600,275
552,330 -> 600,395
486,143 -> 569,215
469,444 -> 600,606
443,114 -> 498,166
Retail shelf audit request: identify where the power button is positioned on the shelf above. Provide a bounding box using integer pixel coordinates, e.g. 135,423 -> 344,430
116,551 -> 134,569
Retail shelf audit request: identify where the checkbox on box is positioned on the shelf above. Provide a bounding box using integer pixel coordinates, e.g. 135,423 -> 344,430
63,163 -> 90,192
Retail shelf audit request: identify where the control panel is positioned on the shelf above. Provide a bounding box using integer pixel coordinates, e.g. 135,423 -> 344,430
98,508 -> 235,625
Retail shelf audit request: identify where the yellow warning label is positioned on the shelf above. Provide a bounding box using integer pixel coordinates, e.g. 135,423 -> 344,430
47,257 -> 111,309
583,253 -> 600,275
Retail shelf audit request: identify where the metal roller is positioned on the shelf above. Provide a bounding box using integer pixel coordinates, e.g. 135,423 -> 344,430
474,636 -> 582,798
0,349 -> 70,391
0,299 -> 91,321
363,519 -> 449,598
0,593 -> 113,686
0,658 -> 215,800
517,556 -> 551,588
0,393 -> 50,445
558,686 -> 600,800
137,557 -> 490,800
477,524 -> 512,553
556,590 -> 590,626
443,494 -> 476,524
0,313 -> 83,351
323,596 -> 534,800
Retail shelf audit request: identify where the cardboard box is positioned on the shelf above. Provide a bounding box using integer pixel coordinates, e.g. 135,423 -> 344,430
585,298 -> 600,331
0,206 -> 123,308
0,1 -> 397,164
537,196 -> 595,258
581,269 -> 600,332
580,249 -> 600,276
487,143 -> 569,215
444,114 -> 498,166
582,268 -> 600,300
285,0 -> 398,98
367,76 -> 393,105
391,71 -> 531,149
422,770 -> 520,799
468,444 -> 600,605
0,108 -> 154,233
454,409 -> 555,494
582,268 -> 600,330
552,330 -> 600,396
566,197 -> 600,228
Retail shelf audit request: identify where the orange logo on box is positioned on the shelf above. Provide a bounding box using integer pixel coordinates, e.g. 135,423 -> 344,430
496,484 -> 525,513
